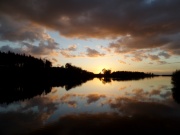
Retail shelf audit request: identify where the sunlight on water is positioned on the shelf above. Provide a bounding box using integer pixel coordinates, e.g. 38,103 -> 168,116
44,77 -> 174,123
1,76 -> 180,134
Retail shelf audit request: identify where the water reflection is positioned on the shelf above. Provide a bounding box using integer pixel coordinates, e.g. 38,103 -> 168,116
171,71 -> 180,104
0,77 -> 93,104
29,113 -> 180,135
172,87 -> 180,104
0,77 -> 180,135
99,77 -> 151,84
0,82 -> 51,104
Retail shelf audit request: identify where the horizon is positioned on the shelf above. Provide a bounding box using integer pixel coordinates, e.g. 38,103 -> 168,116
0,0 -> 180,75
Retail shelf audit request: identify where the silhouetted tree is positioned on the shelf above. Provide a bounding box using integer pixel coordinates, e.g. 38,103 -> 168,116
45,60 -> 52,68
65,63 -> 72,69
171,70 -> 180,104
0,51 -> 52,68
102,68 -> 111,76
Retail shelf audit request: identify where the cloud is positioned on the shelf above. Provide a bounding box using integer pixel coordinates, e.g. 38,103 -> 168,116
160,91 -> 172,99
24,112 -> 180,135
60,51 -> 77,58
59,93 -> 107,106
131,57 -> 143,62
119,86 -> 127,91
67,101 -> 77,108
0,15 -> 49,42
0,38 -> 59,56
108,37 -> 131,54
67,45 -> 77,51
148,54 -> 160,61
86,94 -> 106,104
0,0 -> 180,57
86,47 -> 105,57
22,39 -> 59,55
107,97 -> 179,118
118,60 -> 126,64
0,45 -> 24,54
0,111 -> 43,135
60,45 -> 78,58
130,50 -> 148,62
0,96 -> 58,135
60,94 -> 77,102
52,58 -> 58,62
149,89 -> 161,96
158,60 -> 168,65
158,51 -> 171,59
0,14 -> 59,58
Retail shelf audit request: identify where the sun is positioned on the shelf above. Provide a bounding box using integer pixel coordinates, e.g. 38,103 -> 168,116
93,65 -> 111,74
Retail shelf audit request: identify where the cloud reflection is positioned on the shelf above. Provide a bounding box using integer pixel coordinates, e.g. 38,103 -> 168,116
86,94 -> 106,104
28,112 -> 180,135
0,96 -> 58,135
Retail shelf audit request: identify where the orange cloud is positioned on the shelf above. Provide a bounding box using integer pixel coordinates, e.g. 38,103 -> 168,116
87,94 -> 106,104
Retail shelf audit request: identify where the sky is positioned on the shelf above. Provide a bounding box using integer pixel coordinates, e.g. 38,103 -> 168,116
0,0 -> 180,74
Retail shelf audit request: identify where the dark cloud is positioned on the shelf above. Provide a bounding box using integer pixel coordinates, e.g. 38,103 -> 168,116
108,37 -> 131,53
0,111 -> 43,135
124,86 -> 172,101
0,38 -> 59,56
158,60 -> 168,65
0,41 -> 58,56
86,47 -> 105,57
0,12 -> 59,57
0,96 -> 58,135
160,91 -> 172,99
23,39 -> 59,55
0,15 -> 48,42
108,97 -> 180,117
24,112 -> 180,135
0,0 -> 180,55
0,45 -> 23,54
158,51 -> 171,59
149,89 -> 161,96
148,54 -> 160,61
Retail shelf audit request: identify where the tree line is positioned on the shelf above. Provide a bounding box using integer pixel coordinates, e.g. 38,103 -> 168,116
0,51 -> 155,81
0,51 -> 157,104
0,51 -> 52,68
96,68 -> 154,80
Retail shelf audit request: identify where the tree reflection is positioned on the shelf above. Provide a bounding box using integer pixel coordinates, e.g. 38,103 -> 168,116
0,77 -> 93,104
171,70 -> 180,104
100,77 -> 112,84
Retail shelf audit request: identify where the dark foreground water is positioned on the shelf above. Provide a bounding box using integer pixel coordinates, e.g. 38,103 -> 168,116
1,76 -> 180,135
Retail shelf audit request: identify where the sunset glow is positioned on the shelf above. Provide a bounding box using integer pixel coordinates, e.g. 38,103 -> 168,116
0,0 -> 180,74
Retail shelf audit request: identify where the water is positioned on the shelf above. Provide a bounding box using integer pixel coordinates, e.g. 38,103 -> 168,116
0,76 -> 180,134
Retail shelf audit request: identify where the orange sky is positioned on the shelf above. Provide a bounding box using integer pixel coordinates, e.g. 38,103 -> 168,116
0,0 -> 180,74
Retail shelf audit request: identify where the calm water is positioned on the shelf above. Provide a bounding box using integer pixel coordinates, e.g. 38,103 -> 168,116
1,76 -> 180,134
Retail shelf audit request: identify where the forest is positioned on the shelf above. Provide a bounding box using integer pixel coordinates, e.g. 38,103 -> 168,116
0,51 -> 155,104
0,51 -> 154,80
